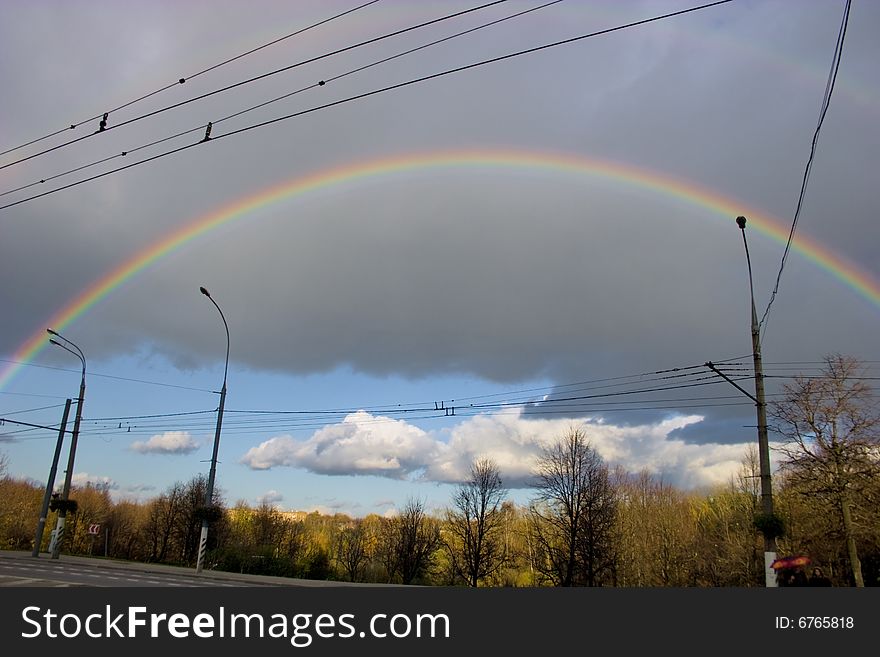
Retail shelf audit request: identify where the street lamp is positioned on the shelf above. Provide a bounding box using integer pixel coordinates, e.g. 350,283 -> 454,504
196,286 -> 229,574
46,328 -> 86,560
707,216 -> 777,586
736,216 -> 777,583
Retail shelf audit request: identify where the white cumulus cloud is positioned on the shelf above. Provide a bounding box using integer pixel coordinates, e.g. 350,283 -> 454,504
130,431 -> 199,455
240,409 -> 749,490
256,489 -> 284,506
240,411 -> 439,479
70,472 -> 118,490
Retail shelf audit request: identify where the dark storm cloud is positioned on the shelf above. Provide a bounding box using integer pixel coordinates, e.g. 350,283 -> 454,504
2,0 -> 878,450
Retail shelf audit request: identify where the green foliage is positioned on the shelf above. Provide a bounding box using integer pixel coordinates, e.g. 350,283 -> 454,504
0,476 -> 42,550
194,505 -> 224,523
753,512 -> 785,540
302,548 -> 332,580
2,431 -> 876,586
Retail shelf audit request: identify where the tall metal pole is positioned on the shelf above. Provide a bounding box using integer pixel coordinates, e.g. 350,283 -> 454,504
196,286 -> 229,574
48,333 -> 86,560
32,398 -> 72,557
736,216 -> 777,587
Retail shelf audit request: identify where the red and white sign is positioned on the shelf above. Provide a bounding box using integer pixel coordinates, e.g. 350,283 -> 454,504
88,524 -> 100,535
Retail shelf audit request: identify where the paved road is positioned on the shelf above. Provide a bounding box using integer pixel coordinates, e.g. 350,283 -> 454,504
0,550 -> 386,587
0,556 -> 271,587
0,560 -> 255,587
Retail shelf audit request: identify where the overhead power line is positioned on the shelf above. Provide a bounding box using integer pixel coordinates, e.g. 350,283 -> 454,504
26,355 -> 861,441
0,0 -> 511,173
0,391 -> 68,399
1,0 -> 562,200
0,0 -> 382,159
0,0 -> 735,212
0,403 -> 68,417
75,368 -> 752,436
758,0 -> 851,333
0,357 -> 215,393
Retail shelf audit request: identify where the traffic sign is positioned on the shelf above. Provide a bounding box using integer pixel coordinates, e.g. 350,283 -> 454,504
88,524 -> 100,535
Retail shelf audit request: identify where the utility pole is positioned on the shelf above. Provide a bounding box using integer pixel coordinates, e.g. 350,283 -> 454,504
196,286 -> 229,574
708,216 -> 776,586
32,399 -> 72,557
47,329 -> 86,560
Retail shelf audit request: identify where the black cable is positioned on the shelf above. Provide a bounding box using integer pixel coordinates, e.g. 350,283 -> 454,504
0,403 -> 68,417
456,401 -> 754,416
0,0 -> 734,210
70,357 -> 752,429
0,0 -> 382,159
0,391 -> 68,399
758,0 -> 851,333
219,358 -> 747,417
763,360 -> 880,365
83,409 -> 217,422
0,0 -> 511,173
456,370 -> 732,408
75,394 -> 765,438
170,1 -> 382,85
0,357 -> 216,393
464,375 -> 750,410
1,0 -> 562,200
764,375 -> 880,381
32,358 -> 760,434
0,417 -> 63,432
0,426 -> 51,438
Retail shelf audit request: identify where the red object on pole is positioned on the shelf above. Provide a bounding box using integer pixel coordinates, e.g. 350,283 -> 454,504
771,555 -> 811,570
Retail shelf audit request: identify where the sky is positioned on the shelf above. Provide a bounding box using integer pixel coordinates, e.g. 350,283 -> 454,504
1,0 -> 877,518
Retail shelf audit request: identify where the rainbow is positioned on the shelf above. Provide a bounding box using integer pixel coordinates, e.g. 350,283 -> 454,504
2,149 -> 878,390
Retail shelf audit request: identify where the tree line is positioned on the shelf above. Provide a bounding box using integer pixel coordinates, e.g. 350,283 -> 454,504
1,355 -> 877,586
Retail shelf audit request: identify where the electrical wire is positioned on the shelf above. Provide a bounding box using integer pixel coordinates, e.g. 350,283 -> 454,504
0,417 -> 63,432
0,391 -> 68,399
0,0 -> 382,159
0,403 -> 68,417
758,0 -> 851,334
73,374 -> 756,436
9,352 -> 865,445
72,355 -> 747,427
0,357 -> 216,393
0,0 -> 511,173
83,409 -> 217,422
1,0 -> 562,200
0,0 -> 735,212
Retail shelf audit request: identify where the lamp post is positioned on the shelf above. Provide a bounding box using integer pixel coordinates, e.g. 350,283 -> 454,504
46,329 -> 86,560
707,217 -> 777,586
196,286 -> 229,574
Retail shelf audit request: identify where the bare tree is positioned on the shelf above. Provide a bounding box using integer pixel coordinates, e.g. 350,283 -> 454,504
771,354 -> 880,587
444,458 -> 508,586
381,498 -> 441,585
334,521 -> 368,582
528,428 -> 617,586
142,475 -> 224,565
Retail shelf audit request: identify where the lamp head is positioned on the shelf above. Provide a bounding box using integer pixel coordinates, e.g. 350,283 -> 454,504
200,286 -> 211,298
736,216 -> 747,230
48,338 -> 61,347
47,328 -> 58,336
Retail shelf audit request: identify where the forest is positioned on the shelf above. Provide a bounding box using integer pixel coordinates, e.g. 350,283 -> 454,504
2,356 -> 877,586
